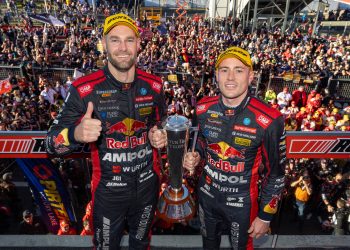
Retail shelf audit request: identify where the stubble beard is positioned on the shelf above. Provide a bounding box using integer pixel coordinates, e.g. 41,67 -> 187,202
108,51 -> 136,72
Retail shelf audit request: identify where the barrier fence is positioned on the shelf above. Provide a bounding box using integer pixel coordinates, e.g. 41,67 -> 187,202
0,65 -> 75,84
267,74 -> 350,99
2,65 -> 350,102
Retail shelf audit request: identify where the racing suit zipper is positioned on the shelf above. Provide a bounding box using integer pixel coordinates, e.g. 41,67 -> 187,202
128,81 -> 139,200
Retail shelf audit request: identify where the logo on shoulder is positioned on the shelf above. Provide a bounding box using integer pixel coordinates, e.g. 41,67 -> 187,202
197,105 -> 205,111
152,82 -> 161,91
257,115 -> 271,128
78,84 -> 92,96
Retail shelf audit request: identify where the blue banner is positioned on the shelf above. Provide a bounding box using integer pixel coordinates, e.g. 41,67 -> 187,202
16,159 -> 76,234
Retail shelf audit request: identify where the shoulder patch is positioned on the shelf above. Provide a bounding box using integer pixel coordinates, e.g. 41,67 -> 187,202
137,71 -> 163,94
72,70 -> 104,87
75,73 -> 106,98
249,97 -> 281,119
196,96 -> 219,115
137,69 -> 162,82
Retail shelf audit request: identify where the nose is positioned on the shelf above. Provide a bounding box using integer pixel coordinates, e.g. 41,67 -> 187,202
119,40 -> 127,51
227,69 -> 235,81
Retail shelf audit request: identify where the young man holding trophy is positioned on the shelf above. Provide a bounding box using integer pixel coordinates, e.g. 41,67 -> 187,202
153,46 -> 286,250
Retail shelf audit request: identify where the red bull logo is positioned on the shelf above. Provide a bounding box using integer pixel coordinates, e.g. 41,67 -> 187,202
208,142 -> 245,160
53,134 -> 65,147
207,153 -> 245,173
263,195 -> 279,214
107,118 -> 146,136
106,132 -> 147,149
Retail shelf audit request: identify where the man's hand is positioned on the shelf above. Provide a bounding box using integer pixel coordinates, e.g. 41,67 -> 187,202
74,102 -> 102,143
149,125 -> 167,149
247,217 -> 270,239
183,151 -> 200,175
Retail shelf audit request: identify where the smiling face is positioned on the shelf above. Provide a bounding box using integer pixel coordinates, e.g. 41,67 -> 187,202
103,25 -> 140,73
216,57 -> 254,107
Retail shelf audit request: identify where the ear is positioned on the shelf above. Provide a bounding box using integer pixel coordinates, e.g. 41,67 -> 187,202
248,70 -> 254,85
137,37 -> 141,51
102,36 -> 107,52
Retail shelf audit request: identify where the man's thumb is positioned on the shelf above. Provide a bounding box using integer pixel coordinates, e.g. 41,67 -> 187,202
84,102 -> 94,118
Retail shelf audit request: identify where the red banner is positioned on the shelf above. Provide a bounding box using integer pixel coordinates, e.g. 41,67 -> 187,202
0,131 -> 349,159
286,131 -> 350,159
0,132 -> 89,158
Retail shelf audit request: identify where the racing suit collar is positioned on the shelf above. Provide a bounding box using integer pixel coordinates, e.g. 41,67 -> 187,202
103,66 -> 136,90
219,93 -> 250,116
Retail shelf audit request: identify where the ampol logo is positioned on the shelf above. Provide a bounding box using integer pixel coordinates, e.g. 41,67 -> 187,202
107,118 -> 146,136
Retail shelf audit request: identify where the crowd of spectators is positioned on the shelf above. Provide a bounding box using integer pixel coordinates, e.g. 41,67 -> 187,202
0,0 -> 349,236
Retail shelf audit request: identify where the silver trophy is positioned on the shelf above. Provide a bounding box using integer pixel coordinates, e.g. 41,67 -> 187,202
157,115 -> 197,223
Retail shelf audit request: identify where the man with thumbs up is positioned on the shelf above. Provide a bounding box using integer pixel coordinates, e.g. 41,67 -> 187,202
46,13 -> 166,250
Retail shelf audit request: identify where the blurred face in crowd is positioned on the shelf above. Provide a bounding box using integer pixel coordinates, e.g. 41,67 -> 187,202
103,25 -> 140,73
216,57 -> 254,107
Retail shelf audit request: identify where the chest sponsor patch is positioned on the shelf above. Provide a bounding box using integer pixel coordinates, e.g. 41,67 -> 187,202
207,118 -> 222,125
234,137 -> 251,147
233,125 -> 256,134
136,96 -> 153,102
139,107 -> 152,116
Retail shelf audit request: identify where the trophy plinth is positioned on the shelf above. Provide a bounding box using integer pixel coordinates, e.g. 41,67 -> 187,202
157,115 -> 196,223
157,184 -> 195,223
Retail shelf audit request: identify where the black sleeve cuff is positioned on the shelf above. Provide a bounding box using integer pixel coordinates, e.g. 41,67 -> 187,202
68,125 -> 79,145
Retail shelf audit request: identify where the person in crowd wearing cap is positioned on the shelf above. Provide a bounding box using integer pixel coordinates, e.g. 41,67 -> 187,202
46,13 -> 166,249
18,210 -> 48,235
180,46 -> 286,249
57,219 -> 77,235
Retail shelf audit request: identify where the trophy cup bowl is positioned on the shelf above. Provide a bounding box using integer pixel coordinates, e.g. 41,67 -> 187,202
157,115 -> 196,223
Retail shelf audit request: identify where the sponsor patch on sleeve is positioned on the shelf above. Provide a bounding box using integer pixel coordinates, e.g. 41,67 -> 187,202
263,195 -> 279,214
53,128 -> 70,147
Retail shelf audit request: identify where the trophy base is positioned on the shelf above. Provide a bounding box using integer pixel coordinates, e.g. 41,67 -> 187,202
157,184 -> 196,223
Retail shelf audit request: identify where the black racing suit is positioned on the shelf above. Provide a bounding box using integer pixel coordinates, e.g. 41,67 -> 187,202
195,94 -> 286,250
46,66 -> 165,249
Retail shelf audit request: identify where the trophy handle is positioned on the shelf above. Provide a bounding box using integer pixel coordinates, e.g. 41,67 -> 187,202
188,126 -> 199,175
189,126 -> 199,153
156,127 -> 167,177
